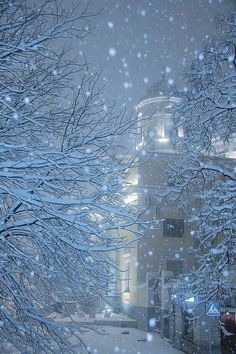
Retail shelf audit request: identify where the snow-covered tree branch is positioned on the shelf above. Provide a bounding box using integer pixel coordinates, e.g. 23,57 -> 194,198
169,13 -> 236,304
0,1 -> 144,352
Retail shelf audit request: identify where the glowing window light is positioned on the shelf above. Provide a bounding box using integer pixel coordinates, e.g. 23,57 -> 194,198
178,126 -> 184,137
124,193 -> 137,204
158,137 -> 169,143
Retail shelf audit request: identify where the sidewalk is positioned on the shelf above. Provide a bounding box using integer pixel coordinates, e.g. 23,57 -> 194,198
48,311 -> 137,327
79,326 -> 184,354
49,312 -> 184,353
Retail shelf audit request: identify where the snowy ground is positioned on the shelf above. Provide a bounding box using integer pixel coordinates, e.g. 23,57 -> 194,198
79,326 -> 184,354
48,312 -> 184,353
47,311 -> 132,323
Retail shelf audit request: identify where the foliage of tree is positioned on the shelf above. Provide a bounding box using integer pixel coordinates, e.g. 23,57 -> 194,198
170,13 -> 236,305
0,1 -> 143,352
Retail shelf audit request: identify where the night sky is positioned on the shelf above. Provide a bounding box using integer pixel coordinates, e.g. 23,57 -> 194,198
75,0 -> 236,113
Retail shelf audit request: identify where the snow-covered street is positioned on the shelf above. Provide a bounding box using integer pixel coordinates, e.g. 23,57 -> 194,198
80,326 -> 183,354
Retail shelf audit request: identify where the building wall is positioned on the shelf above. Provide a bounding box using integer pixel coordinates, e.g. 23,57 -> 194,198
120,94 -> 235,353
120,96 -> 196,333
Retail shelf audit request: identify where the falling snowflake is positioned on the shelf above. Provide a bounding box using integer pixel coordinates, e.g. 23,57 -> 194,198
123,82 -> 132,89
146,333 -> 153,342
166,67 -> 171,73
223,270 -> 229,277
149,318 -> 156,327
5,95 -> 11,102
109,48 -> 116,56
199,53 -> 204,60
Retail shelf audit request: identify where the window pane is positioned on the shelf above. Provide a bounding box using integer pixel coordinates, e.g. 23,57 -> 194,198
163,219 -> 184,237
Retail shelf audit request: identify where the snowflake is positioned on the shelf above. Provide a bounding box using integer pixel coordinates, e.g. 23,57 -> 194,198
146,333 -> 153,342
109,48 -> 116,56
199,53 -> 204,60
149,318 -> 156,327
166,66 -> 171,73
5,95 -> 11,102
123,82 -> 132,89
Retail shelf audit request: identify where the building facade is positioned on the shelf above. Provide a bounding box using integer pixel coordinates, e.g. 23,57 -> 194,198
119,87 -> 236,353
120,92 -> 195,340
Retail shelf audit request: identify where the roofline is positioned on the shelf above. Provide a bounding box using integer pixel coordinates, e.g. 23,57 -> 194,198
135,96 -> 180,111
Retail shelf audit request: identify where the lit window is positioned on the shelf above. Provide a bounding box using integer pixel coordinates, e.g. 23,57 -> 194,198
178,126 -> 184,137
157,121 -> 165,138
124,193 -> 137,204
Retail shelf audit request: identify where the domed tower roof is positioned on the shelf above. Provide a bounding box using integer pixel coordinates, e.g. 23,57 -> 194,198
146,76 -> 169,98
139,74 -> 174,103
136,80 -> 179,114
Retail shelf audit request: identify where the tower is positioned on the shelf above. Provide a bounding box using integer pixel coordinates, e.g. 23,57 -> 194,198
120,84 -> 194,345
